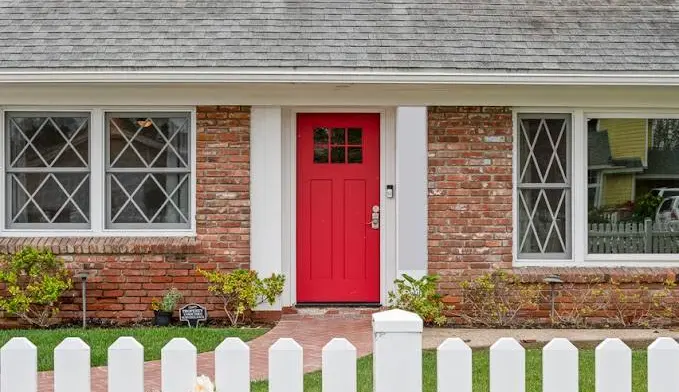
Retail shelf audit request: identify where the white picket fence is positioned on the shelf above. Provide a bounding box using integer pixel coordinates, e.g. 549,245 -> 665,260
1,309 -> 679,392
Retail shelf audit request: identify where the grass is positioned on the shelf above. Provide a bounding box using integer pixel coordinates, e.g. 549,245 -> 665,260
251,349 -> 649,392
0,326 -> 267,371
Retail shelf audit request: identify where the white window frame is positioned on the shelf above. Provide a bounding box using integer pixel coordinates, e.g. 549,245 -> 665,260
0,106 -> 197,237
515,108 -> 679,267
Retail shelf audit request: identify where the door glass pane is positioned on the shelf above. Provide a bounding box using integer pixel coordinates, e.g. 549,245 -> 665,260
314,147 -> 329,163
331,147 -> 345,163
314,128 -> 329,144
348,128 -> 362,145
331,128 -> 346,145
348,147 -> 362,163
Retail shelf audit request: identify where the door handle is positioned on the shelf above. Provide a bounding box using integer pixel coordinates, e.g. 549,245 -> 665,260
370,205 -> 379,229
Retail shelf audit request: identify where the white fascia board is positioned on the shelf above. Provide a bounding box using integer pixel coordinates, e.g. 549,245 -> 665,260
3,70 -> 679,86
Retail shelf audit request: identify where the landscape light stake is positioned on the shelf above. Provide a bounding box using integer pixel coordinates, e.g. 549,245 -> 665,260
75,271 -> 91,329
543,274 -> 563,321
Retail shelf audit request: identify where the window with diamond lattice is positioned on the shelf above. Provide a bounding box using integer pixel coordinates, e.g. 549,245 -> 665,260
106,113 -> 190,229
6,113 -> 90,228
517,114 -> 571,258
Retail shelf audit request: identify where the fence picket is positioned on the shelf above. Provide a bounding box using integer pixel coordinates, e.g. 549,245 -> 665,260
437,338 -> 472,392
322,338 -> 357,392
269,338 -> 303,392
215,338 -> 249,392
161,338 -> 197,392
542,338 -> 577,392
54,337 -> 90,392
596,338 -> 631,392
0,337 -> 37,392
648,337 -> 679,392
108,337 -> 143,392
490,338 -> 524,392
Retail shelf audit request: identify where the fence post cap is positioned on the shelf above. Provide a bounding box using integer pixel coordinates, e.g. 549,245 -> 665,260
1,337 -> 36,351
109,336 -> 143,351
649,337 -> 679,351
372,309 -> 423,333
55,337 -> 90,351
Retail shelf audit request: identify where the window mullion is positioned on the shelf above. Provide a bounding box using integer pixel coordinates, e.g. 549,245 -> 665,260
571,109 -> 586,263
0,108 -> 4,231
90,109 -> 104,233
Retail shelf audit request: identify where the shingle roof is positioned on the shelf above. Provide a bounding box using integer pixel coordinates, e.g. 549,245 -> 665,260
1,0 -> 679,72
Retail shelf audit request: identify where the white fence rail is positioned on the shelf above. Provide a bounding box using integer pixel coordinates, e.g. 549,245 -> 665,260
1,309 -> 679,391
588,218 -> 679,253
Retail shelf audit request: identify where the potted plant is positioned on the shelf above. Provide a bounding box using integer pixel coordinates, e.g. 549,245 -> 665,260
151,288 -> 182,326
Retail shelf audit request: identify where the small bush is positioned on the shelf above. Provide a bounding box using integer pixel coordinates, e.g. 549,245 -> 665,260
388,273 -> 449,326
151,287 -> 183,312
198,268 -> 285,326
460,271 -> 542,327
0,247 -> 72,328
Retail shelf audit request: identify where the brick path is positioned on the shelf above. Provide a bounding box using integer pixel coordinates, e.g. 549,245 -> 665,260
36,315 -> 373,392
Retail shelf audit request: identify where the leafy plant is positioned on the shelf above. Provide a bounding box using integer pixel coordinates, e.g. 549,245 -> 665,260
198,269 -> 285,326
153,288 -> 182,313
460,271 -> 542,327
387,274 -> 449,326
0,247 -> 72,328
550,278 -> 608,328
631,192 -> 663,222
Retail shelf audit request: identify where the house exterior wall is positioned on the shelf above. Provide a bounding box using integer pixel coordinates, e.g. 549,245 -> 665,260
0,105 -> 251,324
601,173 -> 635,206
599,119 -> 647,164
427,106 -> 679,325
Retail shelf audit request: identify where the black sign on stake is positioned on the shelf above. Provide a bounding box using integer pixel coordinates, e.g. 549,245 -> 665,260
179,303 -> 208,328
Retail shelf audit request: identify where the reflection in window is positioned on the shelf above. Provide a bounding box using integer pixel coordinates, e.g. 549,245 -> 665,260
313,127 -> 362,164
587,118 -> 679,253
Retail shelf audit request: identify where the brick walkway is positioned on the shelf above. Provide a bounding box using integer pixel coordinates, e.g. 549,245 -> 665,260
36,315 -> 373,392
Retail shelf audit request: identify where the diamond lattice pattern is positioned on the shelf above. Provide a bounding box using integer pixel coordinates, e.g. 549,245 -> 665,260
518,117 -> 569,254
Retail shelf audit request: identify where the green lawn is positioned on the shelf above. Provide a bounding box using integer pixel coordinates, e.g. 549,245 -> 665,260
0,327 -> 267,371
252,349 -> 648,392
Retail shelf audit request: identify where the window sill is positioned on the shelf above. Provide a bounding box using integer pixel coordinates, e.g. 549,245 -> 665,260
0,236 -> 200,255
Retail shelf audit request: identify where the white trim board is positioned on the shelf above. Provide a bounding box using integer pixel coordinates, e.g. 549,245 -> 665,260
513,108 -> 679,267
281,107 -> 397,306
4,70 -> 679,85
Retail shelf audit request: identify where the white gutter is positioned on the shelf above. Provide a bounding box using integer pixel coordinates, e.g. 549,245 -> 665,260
1,71 -> 679,86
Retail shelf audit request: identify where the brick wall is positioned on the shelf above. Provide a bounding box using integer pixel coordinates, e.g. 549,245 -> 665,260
0,106 -> 251,325
427,106 -> 514,288
427,106 -> 679,326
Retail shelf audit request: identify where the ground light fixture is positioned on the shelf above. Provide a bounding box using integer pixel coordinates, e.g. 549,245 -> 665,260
542,274 -> 563,321
74,270 -> 94,328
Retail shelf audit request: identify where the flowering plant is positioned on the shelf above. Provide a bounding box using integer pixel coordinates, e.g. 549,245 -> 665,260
150,298 -> 161,312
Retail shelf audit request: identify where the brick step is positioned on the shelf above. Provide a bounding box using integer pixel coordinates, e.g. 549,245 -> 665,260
282,306 -> 386,320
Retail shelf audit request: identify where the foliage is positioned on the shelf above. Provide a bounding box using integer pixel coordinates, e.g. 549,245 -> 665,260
198,269 -> 285,326
150,287 -> 183,313
387,274 -> 449,326
588,207 -> 611,224
550,277 -> 608,328
0,247 -> 72,328
460,271 -> 542,327
630,193 -> 663,222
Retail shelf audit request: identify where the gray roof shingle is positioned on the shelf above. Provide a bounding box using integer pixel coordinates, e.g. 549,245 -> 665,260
1,0 -> 679,72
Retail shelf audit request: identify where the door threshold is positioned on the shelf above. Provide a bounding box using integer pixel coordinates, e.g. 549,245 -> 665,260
295,302 -> 382,308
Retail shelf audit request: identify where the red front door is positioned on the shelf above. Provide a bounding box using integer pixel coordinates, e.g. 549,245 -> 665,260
296,113 -> 380,303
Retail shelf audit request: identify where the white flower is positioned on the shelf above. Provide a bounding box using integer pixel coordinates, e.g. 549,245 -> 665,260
192,375 -> 215,392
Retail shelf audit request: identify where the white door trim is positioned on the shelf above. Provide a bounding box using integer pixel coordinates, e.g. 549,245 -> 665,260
281,107 -> 397,306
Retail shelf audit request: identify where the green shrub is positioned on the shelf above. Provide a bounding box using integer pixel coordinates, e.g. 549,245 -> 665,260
631,192 -> 663,222
198,269 -> 285,326
151,287 -> 183,313
387,273 -> 449,326
0,247 -> 72,328
460,271 -> 542,327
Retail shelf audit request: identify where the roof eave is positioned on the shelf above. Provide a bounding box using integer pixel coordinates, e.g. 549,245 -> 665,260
1,70 -> 679,86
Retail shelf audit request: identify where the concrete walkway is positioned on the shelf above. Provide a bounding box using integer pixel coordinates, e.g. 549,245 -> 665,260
36,317 -> 373,392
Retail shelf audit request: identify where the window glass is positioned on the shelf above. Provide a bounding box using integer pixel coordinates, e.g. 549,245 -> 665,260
106,113 -> 191,228
517,114 -> 571,257
587,118 -> 679,253
5,113 -> 90,228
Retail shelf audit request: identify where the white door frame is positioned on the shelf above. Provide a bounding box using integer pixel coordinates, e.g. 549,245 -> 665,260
281,106 -> 397,306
